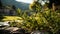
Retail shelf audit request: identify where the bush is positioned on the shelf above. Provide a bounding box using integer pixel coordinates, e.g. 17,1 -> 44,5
19,9 -> 60,34
8,8 -> 60,34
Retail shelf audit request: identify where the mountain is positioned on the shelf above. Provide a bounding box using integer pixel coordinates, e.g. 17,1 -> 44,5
1,0 -> 30,10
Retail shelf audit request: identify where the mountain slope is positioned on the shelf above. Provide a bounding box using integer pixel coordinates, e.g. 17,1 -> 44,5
1,0 -> 30,10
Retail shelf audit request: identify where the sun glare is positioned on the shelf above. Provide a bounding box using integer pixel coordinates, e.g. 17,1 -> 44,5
15,0 -> 33,3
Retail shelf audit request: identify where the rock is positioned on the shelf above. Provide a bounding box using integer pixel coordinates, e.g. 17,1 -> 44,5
31,30 -> 41,34
17,28 -> 25,34
0,27 -> 30,34
0,21 -> 10,27
5,27 -> 26,34
31,30 -> 50,34
5,27 -> 19,32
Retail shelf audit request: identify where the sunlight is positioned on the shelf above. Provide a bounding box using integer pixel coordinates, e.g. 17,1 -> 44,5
15,0 -> 33,3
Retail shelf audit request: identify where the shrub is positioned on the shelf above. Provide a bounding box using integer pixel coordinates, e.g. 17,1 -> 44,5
20,9 -> 60,34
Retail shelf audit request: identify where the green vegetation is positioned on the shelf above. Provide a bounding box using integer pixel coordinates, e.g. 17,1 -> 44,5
0,0 -> 60,34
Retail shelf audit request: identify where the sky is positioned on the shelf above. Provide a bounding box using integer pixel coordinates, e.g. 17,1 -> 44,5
15,0 -> 49,5
15,0 -> 33,3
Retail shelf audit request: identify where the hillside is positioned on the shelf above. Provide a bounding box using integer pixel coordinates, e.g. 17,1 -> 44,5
1,0 -> 30,10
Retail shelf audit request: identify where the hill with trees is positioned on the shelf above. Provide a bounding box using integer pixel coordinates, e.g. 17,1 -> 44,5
1,0 -> 30,10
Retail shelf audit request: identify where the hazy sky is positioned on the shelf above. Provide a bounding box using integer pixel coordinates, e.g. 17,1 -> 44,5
15,0 -> 49,5
15,0 -> 33,3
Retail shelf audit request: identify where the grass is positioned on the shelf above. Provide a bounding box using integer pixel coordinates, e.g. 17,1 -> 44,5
2,16 -> 23,21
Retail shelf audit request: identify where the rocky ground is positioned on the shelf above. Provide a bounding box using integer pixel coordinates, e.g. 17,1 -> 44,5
0,27 -> 54,34
0,27 -> 30,34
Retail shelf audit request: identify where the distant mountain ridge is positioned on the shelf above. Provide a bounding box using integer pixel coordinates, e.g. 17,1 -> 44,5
1,0 -> 30,10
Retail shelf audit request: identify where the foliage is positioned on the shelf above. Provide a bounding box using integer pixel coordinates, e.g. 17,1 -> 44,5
16,8 -> 22,16
2,16 -> 24,27
2,16 -> 22,21
6,7 -> 60,34
29,1 -> 41,12
19,9 -> 60,34
1,0 -> 60,34
42,9 -> 60,33
0,15 -> 5,21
